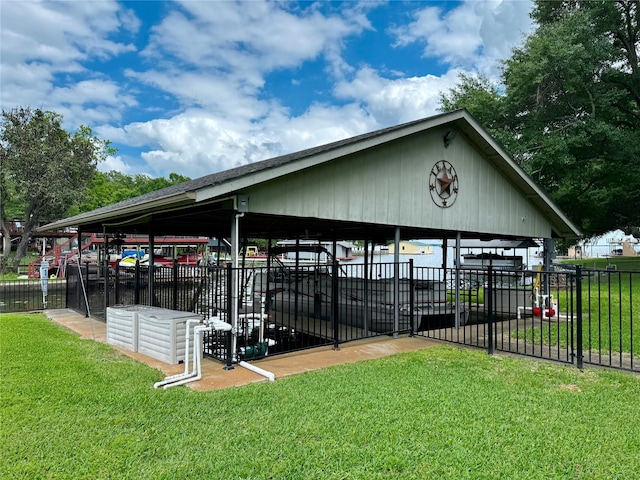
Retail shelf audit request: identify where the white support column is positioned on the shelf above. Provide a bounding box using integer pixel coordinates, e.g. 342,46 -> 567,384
230,212 -> 242,359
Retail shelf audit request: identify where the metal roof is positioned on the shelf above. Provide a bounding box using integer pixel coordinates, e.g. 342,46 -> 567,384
39,109 -> 580,241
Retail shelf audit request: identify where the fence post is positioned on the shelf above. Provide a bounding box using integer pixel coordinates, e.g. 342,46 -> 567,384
134,259 -> 140,305
172,259 -> 179,311
409,258 -> 415,337
487,266 -> 494,355
224,262 -> 234,369
114,264 -> 120,305
332,258 -> 340,350
575,266 -> 583,369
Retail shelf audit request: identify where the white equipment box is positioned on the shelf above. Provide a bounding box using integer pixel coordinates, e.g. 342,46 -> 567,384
137,309 -> 203,365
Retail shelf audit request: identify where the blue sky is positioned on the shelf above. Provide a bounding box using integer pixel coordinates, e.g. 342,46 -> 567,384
1,0 -> 535,180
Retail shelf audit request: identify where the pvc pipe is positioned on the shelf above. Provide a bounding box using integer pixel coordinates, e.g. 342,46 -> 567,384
156,317 -> 232,389
154,318 -> 202,388
238,361 -> 275,382
155,321 -> 203,389
162,324 -> 210,389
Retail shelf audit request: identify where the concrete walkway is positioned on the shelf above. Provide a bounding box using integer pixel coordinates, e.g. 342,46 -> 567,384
44,309 -> 440,391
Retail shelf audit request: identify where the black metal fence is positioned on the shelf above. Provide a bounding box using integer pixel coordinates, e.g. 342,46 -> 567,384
3,260 -> 638,373
0,277 -> 67,312
416,265 -> 639,373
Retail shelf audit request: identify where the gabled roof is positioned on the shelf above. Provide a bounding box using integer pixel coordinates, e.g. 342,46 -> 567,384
39,109 -> 580,240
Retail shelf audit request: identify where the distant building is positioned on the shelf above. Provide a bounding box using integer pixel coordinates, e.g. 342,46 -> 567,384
275,240 -> 355,261
388,240 -> 434,255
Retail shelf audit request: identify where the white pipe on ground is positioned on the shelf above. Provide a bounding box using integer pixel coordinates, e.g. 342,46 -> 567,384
156,317 -> 232,389
153,318 -> 202,389
238,361 -> 275,382
162,323 -> 210,389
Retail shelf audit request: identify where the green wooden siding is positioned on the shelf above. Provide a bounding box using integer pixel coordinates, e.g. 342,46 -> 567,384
244,128 -> 554,238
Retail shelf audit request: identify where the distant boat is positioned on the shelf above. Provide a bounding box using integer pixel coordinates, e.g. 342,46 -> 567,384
248,245 -> 468,334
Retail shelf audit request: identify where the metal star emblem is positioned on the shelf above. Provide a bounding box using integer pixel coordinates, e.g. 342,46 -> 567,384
437,170 -> 453,196
428,160 -> 459,208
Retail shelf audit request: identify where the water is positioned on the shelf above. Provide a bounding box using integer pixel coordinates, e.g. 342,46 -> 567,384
343,246 -> 452,269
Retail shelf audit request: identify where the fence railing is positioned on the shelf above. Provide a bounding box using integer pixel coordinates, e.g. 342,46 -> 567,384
0,277 -> 67,312
416,265 -> 638,372
3,260 -> 638,373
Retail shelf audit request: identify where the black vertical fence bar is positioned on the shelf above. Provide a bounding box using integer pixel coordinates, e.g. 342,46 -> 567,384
114,264 -> 120,304
225,262 -> 234,365
225,262 -> 232,320
575,266 -> 583,369
607,274 -> 613,366
487,266 -> 493,355
409,259 -> 415,336
569,270 -> 576,362
332,258 -> 340,349
630,273 -> 634,371
617,271 -> 623,368
134,261 -> 140,305
65,267 -> 70,308
103,250 -> 109,313
172,259 -> 179,311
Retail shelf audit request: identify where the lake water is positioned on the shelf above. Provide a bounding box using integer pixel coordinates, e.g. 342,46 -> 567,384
343,247 -> 452,269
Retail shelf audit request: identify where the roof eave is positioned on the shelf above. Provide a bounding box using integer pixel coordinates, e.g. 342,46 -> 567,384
37,192 -> 197,232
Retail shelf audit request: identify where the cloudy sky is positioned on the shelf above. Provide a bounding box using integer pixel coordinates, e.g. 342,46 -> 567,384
1,0 -> 535,180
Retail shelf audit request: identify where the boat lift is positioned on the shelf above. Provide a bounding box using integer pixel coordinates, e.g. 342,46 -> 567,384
517,265 -> 557,320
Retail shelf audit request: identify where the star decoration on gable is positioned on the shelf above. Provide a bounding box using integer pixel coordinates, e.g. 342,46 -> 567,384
429,160 -> 459,208
437,169 -> 453,196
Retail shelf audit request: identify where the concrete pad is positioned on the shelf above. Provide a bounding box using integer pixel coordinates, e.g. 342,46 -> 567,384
43,309 -> 439,391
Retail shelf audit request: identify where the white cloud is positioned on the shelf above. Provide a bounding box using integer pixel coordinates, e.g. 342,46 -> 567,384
128,0 -> 368,119
99,154 -> 134,175
2,0 -> 534,180
390,0 -> 533,74
147,1 -> 360,72
334,67 -> 465,124
98,104 -> 376,178
0,0 -> 137,126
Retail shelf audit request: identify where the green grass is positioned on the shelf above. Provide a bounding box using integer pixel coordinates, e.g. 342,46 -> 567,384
519,270 -> 639,355
561,257 -> 640,272
2,313 -> 640,479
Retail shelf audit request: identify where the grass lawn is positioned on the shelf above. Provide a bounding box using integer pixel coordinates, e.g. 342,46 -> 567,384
520,267 -> 639,356
2,313 -> 640,479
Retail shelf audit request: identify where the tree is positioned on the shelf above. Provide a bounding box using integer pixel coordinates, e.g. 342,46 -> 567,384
440,0 -> 640,237
74,171 -> 191,214
0,107 -> 114,271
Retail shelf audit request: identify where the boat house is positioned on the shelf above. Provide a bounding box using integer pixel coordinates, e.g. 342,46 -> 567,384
40,109 -> 580,364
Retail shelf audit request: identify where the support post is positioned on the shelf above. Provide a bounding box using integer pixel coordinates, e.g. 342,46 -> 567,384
225,261 -> 235,368
363,233 -> 369,336
115,264 -> 121,305
134,256 -> 140,305
455,232 -> 461,329
102,228 -> 109,316
148,223 -> 155,306
266,236 -> 272,313
543,237 -> 554,295
487,265 -> 494,355
294,236 -> 300,324
332,257 -> 340,350
393,227 -> 400,338
409,258 -> 415,336
231,210 -> 243,359
575,266 -> 583,369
